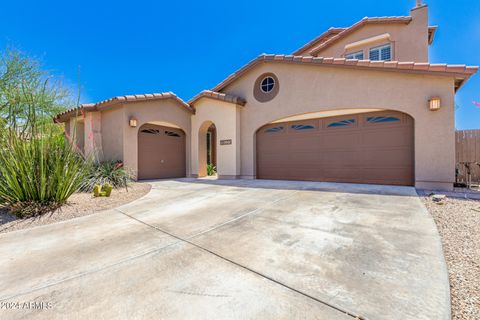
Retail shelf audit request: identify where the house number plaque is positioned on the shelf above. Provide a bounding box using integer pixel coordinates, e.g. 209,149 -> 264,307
220,139 -> 232,145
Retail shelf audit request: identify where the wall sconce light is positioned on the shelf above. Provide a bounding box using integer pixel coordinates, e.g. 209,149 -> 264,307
129,118 -> 137,127
429,97 -> 441,111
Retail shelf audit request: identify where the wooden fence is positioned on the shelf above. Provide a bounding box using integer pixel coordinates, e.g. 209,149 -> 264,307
456,129 -> 480,185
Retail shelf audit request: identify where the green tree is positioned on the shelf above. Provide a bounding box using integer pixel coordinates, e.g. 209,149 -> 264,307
0,48 -> 89,218
0,48 -> 70,134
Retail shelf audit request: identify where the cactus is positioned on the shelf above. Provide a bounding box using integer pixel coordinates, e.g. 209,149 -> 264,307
93,185 -> 102,197
103,183 -> 113,197
93,183 -> 113,197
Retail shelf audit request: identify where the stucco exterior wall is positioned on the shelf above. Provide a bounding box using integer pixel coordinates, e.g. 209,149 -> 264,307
68,117 -> 85,154
314,6 -> 429,62
84,111 -> 103,161
101,107 -> 125,162
121,100 -> 192,179
221,62 -> 456,190
191,99 -> 241,179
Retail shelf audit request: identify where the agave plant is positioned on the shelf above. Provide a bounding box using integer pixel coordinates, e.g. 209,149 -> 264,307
0,125 -> 90,217
80,161 -> 132,192
0,48 -> 90,218
206,163 -> 217,176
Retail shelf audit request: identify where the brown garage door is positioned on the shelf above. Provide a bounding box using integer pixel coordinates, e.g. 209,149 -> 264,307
138,124 -> 186,180
256,111 -> 414,186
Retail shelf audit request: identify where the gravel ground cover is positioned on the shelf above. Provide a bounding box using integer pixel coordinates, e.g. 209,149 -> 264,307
0,182 -> 151,234
422,195 -> 480,320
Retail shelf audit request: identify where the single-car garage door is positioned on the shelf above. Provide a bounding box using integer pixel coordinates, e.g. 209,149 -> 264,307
256,111 -> 414,186
138,124 -> 186,180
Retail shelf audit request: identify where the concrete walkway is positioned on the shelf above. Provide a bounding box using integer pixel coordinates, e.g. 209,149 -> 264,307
0,179 -> 450,319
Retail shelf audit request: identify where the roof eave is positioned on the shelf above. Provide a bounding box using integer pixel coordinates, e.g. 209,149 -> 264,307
54,92 -> 194,123
212,54 -> 478,93
428,25 -> 438,45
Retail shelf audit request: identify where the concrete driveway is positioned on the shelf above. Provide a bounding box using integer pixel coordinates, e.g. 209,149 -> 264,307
0,179 -> 449,320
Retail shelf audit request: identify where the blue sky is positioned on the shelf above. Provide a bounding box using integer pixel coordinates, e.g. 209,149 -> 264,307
1,0 -> 479,129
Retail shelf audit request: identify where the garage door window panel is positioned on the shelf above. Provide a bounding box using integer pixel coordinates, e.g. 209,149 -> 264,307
288,121 -> 318,134
327,119 -> 356,128
265,126 -> 284,133
141,129 -> 161,134
366,116 -> 400,124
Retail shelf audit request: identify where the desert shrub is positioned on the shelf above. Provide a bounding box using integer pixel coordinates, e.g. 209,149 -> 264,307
0,128 -> 90,218
0,48 -> 89,218
80,161 -> 131,192
207,163 -> 217,176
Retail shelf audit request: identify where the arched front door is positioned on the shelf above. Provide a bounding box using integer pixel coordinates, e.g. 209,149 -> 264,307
256,110 -> 414,186
138,123 -> 186,180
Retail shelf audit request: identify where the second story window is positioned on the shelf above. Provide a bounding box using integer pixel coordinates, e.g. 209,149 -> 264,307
345,51 -> 364,60
369,44 -> 392,61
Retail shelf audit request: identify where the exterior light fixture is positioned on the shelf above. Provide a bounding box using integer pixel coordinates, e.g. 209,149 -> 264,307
129,118 -> 137,127
429,97 -> 441,111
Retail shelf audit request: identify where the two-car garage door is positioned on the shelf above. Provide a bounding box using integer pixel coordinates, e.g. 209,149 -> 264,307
256,111 -> 414,186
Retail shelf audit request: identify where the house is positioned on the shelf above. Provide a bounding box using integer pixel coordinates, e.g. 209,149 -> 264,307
54,1 -> 477,191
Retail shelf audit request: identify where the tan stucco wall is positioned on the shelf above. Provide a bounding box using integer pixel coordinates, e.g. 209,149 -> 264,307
121,100 -> 192,179
84,111 -> 103,161
69,117 -> 85,154
101,107 -> 125,162
313,6 -> 429,62
221,62 -> 456,190
191,99 -> 242,178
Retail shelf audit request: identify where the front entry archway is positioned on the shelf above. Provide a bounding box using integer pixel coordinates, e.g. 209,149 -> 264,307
197,121 -> 217,177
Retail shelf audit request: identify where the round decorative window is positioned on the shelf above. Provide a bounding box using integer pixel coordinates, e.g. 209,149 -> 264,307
260,76 -> 275,93
254,73 -> 279,102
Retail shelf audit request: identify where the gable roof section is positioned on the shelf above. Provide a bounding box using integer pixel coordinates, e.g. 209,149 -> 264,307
294,15 -> 439,56
54,92 -> 193,123
211,54 -> 478,93
292,27 -> 345,56
306,16 -> 413,56
188,90 -> 246,107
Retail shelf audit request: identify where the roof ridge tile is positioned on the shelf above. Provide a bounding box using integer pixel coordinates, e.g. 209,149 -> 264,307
188,90 -> 246,107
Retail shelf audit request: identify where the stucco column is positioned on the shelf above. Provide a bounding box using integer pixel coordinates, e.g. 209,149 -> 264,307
191,99 -> 242,179
84,111 -> 103,162
68,116 -> 85,154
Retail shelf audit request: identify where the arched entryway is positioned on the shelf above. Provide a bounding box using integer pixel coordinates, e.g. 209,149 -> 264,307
256,110 -> 414,186
137,123 -> 186,180
198,121 -> 217,177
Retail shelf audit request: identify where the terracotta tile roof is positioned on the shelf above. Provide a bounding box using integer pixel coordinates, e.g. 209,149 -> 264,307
211,54 -> 478,93
308,16 -> 413,56
54,92 -> 193,123
292,27 -> 345,56
53,104 -> 96,123
188,90 -> 246,106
